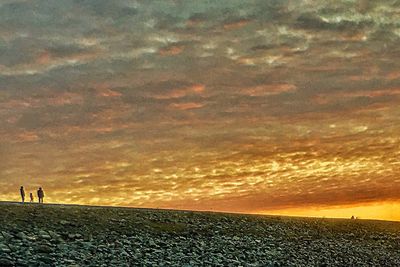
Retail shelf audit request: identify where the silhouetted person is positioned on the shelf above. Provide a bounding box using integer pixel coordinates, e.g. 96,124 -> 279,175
351,215 -> 355,220
20,186 -> 25,203
30,193 -> 34,202
37,187 -> 44,203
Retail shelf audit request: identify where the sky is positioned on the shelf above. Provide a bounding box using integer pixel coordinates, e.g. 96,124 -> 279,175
1,0 -> 400,221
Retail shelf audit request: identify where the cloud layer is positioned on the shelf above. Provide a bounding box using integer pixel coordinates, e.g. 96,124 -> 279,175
1,0 -> 400,216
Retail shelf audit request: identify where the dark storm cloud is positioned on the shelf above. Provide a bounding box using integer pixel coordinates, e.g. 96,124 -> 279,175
1,0 -> 400,214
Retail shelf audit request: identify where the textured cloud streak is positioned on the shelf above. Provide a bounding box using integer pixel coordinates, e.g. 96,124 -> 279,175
1,0 -> 400,220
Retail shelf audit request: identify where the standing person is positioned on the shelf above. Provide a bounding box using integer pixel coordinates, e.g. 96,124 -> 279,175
20,186 -> 25,203
30,193 -> 34,202
37,187 -> 44,203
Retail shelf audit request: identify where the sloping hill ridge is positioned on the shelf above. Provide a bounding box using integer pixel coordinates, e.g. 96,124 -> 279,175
0,202 -> 399,266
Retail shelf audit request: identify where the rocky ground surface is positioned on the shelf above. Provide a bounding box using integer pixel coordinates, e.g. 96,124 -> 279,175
0,202 -> 399,266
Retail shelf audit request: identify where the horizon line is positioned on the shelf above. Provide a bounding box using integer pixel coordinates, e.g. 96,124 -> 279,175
1,200 -> 399,223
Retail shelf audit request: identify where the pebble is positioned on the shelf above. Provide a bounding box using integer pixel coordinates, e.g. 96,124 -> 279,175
0,203 -> 398,266
0,258 -> 14,267
36,244 -> 53,253
0,244 -> 11,253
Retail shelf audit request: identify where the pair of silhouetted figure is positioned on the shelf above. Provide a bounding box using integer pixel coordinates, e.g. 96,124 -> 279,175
20,186 -> 44,203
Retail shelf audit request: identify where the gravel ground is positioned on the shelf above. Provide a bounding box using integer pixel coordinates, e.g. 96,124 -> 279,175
0,202 -> 399,266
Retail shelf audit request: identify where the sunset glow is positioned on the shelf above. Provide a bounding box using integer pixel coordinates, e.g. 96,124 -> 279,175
1,0 -> 400,221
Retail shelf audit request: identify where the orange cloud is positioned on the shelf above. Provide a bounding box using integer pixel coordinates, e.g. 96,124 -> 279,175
17,132 -> 39,142
240,84 -> 297,96
37,51 -> 52,65
90,82 -> 123,98
2,99 -> 38,109
313,88 -> 400,104
94,127 -> 115,133
385,71 -> 400,80
98,89 -> 122,98
159,45 -> 185,56
153,84 -> 205,99
339,31 -> 367,42
35,49 -> 99,66
48,92 -> 84,106
169,102 -> 204,110
2,92 -> 84,109
223,19 -> 251,30
186,18 -> 203,27
358,88 -> 400,97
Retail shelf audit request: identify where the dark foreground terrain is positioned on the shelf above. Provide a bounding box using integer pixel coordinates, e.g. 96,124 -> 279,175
0,202 -> 399,266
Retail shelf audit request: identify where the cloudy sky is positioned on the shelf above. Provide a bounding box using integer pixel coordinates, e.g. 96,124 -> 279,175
1,0 -> 400,220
